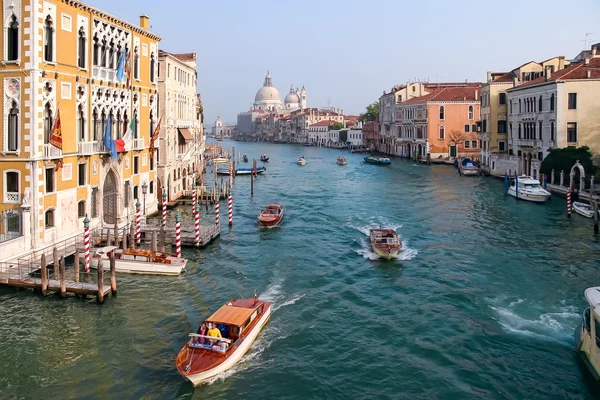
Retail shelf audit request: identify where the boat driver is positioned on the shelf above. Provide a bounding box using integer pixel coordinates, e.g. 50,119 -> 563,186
207,323 -> 222,346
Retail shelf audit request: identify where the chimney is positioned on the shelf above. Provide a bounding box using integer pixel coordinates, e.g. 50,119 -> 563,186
487,71 -> 492,82
513,76 -> 518,88
585,57 -> 590,65
558,56 -> 565,70
593,46 -> 597,57
140,15 -> 149,30
587,70 -> 592,79
475,89 -> 478,99
545,66 -> 551,81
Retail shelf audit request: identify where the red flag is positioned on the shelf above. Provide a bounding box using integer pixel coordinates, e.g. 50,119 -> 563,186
49,108 -> 64,170
150,116 -> 162,159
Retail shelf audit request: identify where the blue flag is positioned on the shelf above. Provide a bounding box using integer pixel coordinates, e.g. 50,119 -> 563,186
116,50 -> 126,81
103,114 -> 117,159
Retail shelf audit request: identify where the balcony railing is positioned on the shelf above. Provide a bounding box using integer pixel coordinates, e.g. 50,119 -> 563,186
133,138 -> 145,150
43,144 -> 62,159
92,66 -> 118,83
516,139 -> 541,148
78,141 -> 108,155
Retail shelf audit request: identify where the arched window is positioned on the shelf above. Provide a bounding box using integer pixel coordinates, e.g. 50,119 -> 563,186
43,102 -> 52,143
133,47 -> 139,80
116,110 -> 122,139
45,209 -> 55,228
109,110 -> 115,139
439,106 -> 445,120
8,101 -> 19,151
78,201 -> 86,218
150,181 -> 154,194
7,14 -> 18,61
100,38 -> 107,67
150,53 -> 155,82
133,110 -> 138,138
468,105 -> 474,120
550,122 -> 555,141
123,111 -> 129,137
101,109 -> 107,135
108,41 -> 115,69
133,185 -> 138,200
550,93 -> 555,111
510,100 -> 513,114
93,35 -> 99,66
77,104 -> 85,141
439,126 -> 445,140
518,123 -> 522,139
149,110 -> 154,138
77,28 -> 86,68
5,171 -> 19,202
519,99 -> 522,113
538,95 -> 542,112
44,16 -> 53,62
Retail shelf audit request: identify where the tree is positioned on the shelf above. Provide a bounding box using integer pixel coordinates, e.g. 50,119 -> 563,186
330,122 -> 344,130
359,102 -> 379,122
449,130 -> 466,149
540,146 -> 597,177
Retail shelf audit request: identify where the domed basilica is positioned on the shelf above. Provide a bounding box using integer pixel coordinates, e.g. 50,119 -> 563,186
253,71 -> 306,113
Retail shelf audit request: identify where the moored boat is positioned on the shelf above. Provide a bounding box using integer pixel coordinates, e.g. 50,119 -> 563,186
258,204 -> 284,227
336,156 -> 347,165
369,228 -> 402,260
260,154 -> 269,162
507,176 -> 551,203
573,201 -> 596,218
216,168 -> 231,175
297,156 -> 307,166
364,156 -> 391,165
575,287 -> 600,381
83,246 -> 187,275
212,157 -> 229,164
242,154 -> 248,163
459,158 -> 480,176
235,166 -> 266,175
176,296 -> 272,386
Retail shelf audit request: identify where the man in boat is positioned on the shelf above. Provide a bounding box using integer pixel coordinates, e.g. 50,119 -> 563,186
207,323 -> 222,346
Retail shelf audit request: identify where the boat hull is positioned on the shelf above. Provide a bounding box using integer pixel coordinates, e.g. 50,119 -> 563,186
576,323 -> 600,381
507,188 -> 551,203
84,255 -> 186,275
460,168 -> 480,176
235,167 -> 266,175
183,306 -> 271,386
372,247 -> 399,260
573,202 -> 595,218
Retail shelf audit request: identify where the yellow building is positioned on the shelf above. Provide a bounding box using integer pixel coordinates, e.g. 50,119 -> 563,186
0,0 -> 160,260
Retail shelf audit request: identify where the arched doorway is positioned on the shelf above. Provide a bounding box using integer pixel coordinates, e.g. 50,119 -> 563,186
417,144 -> 422,159
183,168 -> 187,191
103,169 -> 118,225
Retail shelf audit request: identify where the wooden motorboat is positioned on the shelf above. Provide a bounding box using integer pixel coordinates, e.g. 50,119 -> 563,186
576,287 -> 600,381
369,228 -> 402,260
258,204 -> 284,227
297,156 -> 307,166
83,246 -> 187,275
260,154 -> 269,162
573,201 -> 596,218
364,156 -> 391,165
336,156 -> 347,165
507,176 -> 551,203
458,158 -> 480,176
216,168 -> 231,175
235,166 -> 266,175
176,297 -> 272,386
212,157 -> 229,164
242,154 -> 248,163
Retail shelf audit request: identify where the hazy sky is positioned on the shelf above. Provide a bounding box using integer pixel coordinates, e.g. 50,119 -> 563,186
87,0 -> 598,127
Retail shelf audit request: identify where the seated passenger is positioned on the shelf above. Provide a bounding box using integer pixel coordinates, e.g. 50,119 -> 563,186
197,322 -> 208,345
207,323 -> 222,345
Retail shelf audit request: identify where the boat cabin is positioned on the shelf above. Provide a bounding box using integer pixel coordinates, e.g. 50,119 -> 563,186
189,298 -> 267,354
581,288 -> 600,371
370,229 -> 401,246
262,205 -> 282,215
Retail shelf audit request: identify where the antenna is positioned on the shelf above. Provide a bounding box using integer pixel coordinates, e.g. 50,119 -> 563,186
583,32 -> 595,49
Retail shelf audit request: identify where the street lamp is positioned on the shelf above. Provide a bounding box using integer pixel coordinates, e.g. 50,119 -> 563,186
142,181 -> 148,215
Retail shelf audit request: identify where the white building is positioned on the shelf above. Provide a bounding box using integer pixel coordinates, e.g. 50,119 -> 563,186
157,49 -> 204,202
212,116 -> 235,138
348,129 -> 363,148
253,72 -> 307,113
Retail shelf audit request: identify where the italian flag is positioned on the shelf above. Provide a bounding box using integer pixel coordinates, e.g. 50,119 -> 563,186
115,115 -> 134,152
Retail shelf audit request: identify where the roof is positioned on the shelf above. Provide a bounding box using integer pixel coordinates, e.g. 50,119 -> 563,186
159,50 -> 196,62
207,301 -> 260,326
510,56 -> 600,90
345,115 -> 360,121
494,72 -> 515,83
399,87 -> 480,105
585,287 -> 600,315
178,128 -> 194,141
310,120 -> 337,127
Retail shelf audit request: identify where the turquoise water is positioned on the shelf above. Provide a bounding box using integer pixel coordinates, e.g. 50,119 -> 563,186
2,141 -> 600,399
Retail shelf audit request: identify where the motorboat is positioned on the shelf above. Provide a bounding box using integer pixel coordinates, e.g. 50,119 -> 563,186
235,166 -> 266,175
575,287 -> 600,381
297,156 -> 307,166
303,143 -> 315,147
242,154 -> 248,163
258,204 -> 284,228
336,156 -> 347,165
212,157 -> 229,164
573,201 -> 597,218
369,228 -> 402,260
459,158 -> 480,176
364,156 -> 391,165
176,296 -> 272,385
507,176 -> 551,203
216,168 -> 231,175
83,246 -> 187,275
260,154 -> 269,162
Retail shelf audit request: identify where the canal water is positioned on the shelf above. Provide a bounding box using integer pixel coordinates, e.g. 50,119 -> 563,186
1,141 -> 600,399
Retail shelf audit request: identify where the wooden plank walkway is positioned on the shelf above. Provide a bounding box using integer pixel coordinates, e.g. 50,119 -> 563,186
6,277 -> 111,297
171,225 -> 221,247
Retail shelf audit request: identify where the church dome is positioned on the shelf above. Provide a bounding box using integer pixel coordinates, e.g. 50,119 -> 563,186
284,92 -> 300,105
255,86 -> 281,102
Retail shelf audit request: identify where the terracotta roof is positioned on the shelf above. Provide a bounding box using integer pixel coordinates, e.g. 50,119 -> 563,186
158,49 -> 196,62
510,57 -> 600,90
310,120 -> 337,127
494,72 -> 515,83
399,86 -> 480,105
345,115 -> 360,121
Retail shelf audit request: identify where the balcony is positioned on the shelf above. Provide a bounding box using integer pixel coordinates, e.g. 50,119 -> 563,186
516,139 -> 541,148
92,66 -> 118,83
133,138 -> 145,150
42,144 -> 62,159
518,112 -> 537,121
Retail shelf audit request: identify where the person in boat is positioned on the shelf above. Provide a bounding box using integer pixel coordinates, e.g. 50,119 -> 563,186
196,322 -> 208,345
207,323 -> 222,345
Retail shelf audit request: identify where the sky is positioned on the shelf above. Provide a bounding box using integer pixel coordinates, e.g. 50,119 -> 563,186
87,0 -> 598,127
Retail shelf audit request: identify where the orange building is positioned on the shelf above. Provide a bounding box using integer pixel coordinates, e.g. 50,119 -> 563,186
396,87 -> 481,159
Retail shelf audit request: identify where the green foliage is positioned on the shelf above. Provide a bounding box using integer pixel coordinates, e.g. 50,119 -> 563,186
339,129 -> 348,143
540,146 -> 596,176
330,122 -> 344,130
359,102 -> 379,122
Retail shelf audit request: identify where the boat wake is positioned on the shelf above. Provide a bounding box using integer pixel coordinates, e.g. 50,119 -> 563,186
488,298 -> 580,346
351,223 -> 418,261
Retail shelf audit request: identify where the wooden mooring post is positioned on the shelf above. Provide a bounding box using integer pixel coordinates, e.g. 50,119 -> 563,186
130,224 -> 136,250
97,259 -> 105,304
59,256 -> 66,297
114,223 -> 119,246
152,231 -> 157,252
251,159 -> 256,196
74,248 -> 80,283
53,247 -> 59,280
122,227 -> 128,251
110,252 -> 117,296
40,253 -> 48,295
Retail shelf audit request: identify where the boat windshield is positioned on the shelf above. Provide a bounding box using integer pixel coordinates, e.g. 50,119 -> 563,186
524,183 -> 541,189
374,235 -> 400,245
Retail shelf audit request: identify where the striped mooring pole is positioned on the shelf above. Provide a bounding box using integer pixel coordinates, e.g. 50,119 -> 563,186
162,191 -> 167,229
228,191 -> 233,226
192,181 -> 197,213
175,212 -> 182,258
215,201 -> 220,228
567,187 -> 572,217
194,203 -> 201,247
83,215 -> 91,273
136,200 -> 141,244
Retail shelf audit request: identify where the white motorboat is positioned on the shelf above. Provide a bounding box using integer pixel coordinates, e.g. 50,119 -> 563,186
83,246 -> 187,275
573,202 -> 596,219
575,287 -> 600,381
297,156 -> 307,166
459,158 -> 480,176
507,176 -> 551,203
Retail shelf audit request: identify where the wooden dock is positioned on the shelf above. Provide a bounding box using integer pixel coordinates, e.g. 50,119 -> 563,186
171,225 -> 221,247
5,277 -> 111,297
